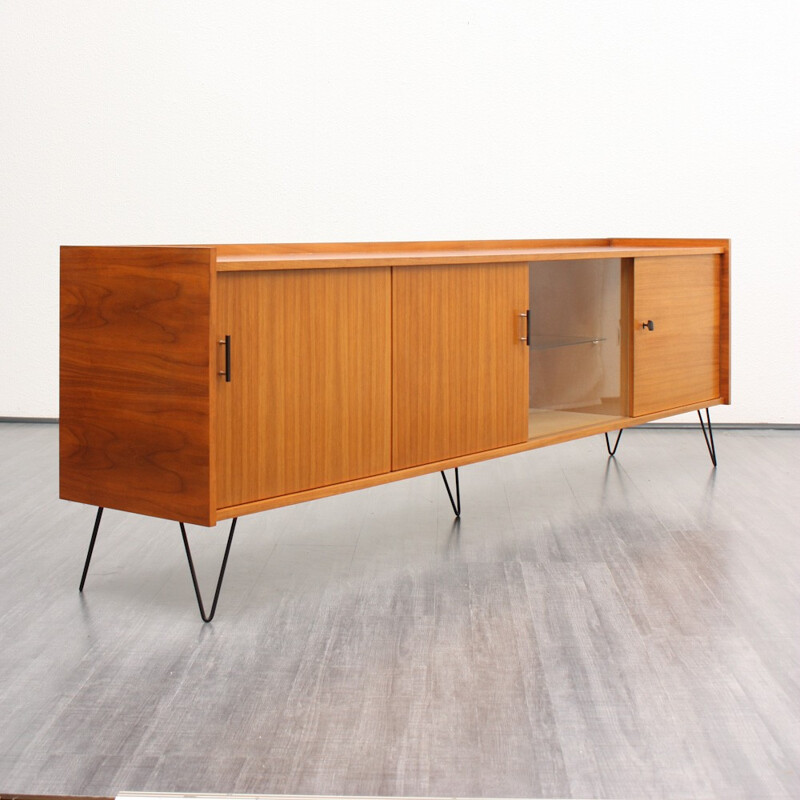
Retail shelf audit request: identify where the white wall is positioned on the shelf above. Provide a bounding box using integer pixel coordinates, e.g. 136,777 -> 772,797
2,0 -> 798,422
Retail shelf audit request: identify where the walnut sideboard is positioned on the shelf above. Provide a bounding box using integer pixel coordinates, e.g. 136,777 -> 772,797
60,238 -> 730,619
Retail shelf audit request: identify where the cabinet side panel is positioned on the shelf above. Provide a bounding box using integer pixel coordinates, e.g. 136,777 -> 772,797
392,262 -> 529,470
632,254 -> 721,416
720,244 -> 731,404
60,247 -> 214,525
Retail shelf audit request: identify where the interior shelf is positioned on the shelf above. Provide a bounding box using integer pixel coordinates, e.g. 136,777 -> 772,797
529,334 -> 606,350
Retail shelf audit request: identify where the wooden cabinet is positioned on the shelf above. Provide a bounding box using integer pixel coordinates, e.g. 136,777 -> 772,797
60,238 -> 730,527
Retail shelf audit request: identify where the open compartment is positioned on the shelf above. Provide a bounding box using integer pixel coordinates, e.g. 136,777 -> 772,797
528,258 -> 626,439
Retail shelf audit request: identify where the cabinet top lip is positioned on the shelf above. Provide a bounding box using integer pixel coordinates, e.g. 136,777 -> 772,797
61,238 -> 729,271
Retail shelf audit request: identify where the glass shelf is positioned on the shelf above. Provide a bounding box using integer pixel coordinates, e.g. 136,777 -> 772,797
529,334 -> 606,351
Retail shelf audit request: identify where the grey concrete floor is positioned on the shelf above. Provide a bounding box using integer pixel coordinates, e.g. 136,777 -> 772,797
0,422 -> 798,798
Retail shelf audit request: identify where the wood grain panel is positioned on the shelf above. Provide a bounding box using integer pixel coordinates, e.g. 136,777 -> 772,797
216,267 -> 391,508
60,246 -> 215,525
632,255 -> 721,416
392,262 -> 528,470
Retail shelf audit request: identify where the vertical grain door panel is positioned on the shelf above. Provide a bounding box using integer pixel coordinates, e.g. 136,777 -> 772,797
632,255 -> 721,416
392,262 -> 529,469
216,268 -> 391,508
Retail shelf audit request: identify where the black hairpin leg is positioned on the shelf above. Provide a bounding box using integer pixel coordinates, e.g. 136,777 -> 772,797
605,429 -> 623,457
78,506 -> 104,592
698,408 -> 718,467
180,518 -> 238,623
440,468 -> 461,518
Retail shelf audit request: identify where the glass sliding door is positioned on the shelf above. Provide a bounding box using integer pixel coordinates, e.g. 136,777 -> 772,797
528,258 -> 625,439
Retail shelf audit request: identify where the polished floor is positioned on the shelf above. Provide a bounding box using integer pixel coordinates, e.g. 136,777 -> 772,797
0,422 -> 798,798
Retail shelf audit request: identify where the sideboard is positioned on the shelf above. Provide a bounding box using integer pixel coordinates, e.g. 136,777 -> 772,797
61,238 -> 730,619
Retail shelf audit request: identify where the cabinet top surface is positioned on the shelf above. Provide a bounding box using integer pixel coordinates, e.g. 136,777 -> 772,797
214,238 -> 728,271
62,238 -> 728,272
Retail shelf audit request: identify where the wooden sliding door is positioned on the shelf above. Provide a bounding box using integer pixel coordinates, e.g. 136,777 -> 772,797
216,267 -> 392,509
392,262 -> 529,470
631,255 -> 722,416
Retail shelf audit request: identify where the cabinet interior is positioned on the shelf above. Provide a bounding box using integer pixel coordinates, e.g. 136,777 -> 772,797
528,258 -> 627,440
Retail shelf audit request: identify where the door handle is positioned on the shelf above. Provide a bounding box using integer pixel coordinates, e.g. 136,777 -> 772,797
218,335 -> 231,381
642,320 -> 654,331
519,310 -> 530,345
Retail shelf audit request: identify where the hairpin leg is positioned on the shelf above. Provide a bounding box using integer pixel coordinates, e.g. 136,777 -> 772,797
78,506 -> 104,592
698,408 -> 718,467
180,518 -> 238,622
605,429 -> 623,457
78,508 -> 237,622
440,468 -> 461,518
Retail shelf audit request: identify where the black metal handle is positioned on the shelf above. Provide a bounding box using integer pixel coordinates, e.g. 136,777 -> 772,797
642,320 -> 654,331
219,335 -> 231,382
525,308 -> 530,346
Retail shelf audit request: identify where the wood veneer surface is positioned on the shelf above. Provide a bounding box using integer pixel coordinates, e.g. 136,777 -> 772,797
632,255 -> 721,416
392,262 -> 529,470
216,268 -> 392,508
59,246 -> 215,525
